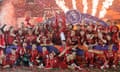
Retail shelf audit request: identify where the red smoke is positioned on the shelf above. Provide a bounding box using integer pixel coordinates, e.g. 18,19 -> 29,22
0,0 -> 17,27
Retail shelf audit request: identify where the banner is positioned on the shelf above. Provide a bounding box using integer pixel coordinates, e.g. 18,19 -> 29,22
45,10 -> 108,27
66,10 -> 108,26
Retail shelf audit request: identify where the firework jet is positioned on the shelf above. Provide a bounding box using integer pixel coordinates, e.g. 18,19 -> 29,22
92,0 -> 99,16
72,0 -> 77,9
0,0 -> 16,27
99,0 -> 114,18
55,0 -> 69,13
82,0 -> 88,13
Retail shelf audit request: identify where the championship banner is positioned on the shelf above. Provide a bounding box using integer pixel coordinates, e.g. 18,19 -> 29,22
45,10 -> 108,27
66,10 -> 108,26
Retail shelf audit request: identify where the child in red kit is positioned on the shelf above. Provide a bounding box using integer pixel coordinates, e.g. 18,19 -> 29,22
45,51 -> 58,69
16,42 -> 27,66
38,47 -> 49,68
3,48 -> 18,68
29,44 -> 39,67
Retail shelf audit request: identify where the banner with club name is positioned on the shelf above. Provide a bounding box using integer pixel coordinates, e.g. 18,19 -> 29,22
66,10 -> 108,26
45,10 -> 108,27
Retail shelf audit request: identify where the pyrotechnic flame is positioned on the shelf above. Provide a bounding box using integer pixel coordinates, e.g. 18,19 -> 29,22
55,0 -> 69,13
82,0 -> 88,13
72,0 -> 77,9
92,0 -> 99,16
99,0 -> 114,18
